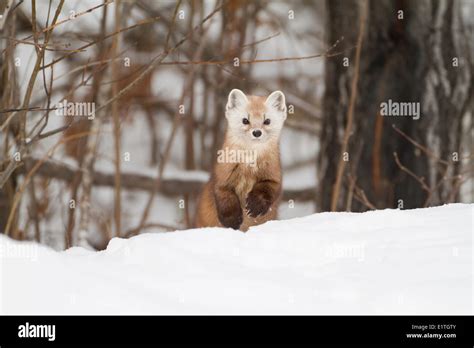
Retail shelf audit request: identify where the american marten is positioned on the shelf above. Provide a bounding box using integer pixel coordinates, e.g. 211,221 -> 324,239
195,89 -> 287,231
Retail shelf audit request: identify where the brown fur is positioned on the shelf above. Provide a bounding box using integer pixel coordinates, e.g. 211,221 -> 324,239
194,96 -> 283,231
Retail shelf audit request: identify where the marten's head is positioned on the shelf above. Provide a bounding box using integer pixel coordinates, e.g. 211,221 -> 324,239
225,89 -> 287,146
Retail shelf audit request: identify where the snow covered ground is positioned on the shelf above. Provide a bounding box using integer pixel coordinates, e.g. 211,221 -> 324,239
1,204 -> 472,315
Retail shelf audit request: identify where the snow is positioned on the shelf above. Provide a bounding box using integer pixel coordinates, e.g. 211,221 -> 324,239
1,203 -> 472,315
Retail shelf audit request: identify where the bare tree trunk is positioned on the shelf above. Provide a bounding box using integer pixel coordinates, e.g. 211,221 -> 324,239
76,124 -> 100,248
318,0 -> 472,211
111,0 -> 122,238
76,2 -> 110,247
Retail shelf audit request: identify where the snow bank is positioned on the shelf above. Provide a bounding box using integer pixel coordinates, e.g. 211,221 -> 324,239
1,204 -> 472,314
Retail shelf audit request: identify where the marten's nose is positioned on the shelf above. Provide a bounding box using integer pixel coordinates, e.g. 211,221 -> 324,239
252,130 -> 262,138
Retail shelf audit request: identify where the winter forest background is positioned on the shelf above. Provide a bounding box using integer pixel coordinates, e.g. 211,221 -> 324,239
0,0 -> 472,251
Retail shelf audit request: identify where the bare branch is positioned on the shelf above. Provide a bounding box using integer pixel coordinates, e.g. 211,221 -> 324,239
392,124 -> 450,165
393,152 -> 430,192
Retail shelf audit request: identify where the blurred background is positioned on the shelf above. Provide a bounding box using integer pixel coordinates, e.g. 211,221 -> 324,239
0,0 -> 472,250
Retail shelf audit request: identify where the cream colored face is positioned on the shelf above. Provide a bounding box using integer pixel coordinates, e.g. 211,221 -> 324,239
225,89 -> 287,144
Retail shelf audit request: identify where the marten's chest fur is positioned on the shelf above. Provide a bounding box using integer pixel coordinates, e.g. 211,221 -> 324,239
225,150 -> 276,208
194,142 -> 282,231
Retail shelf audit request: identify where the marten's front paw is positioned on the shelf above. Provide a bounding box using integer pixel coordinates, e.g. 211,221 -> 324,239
246,190 -> 271,217
218,207 -> 243,230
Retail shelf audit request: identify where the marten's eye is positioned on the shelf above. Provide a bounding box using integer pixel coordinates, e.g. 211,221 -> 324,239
242,118 -> 250,125
263,118 -> 271,125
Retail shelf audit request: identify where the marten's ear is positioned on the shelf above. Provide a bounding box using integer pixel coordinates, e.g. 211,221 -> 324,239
266,90 -> 286,111
265,91 -> 287,118
226,89 -> 248,112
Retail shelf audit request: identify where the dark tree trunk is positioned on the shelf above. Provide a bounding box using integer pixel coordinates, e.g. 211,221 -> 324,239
318,0 -> 472,211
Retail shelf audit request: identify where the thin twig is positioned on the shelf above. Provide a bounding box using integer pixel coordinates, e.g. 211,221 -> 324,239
392,124 -> 450,165
93,2 -> 223,117
3,0 -> 65,235
393,152 -> 430,192
4,130 -> 94,235
40,16 -> 161,70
